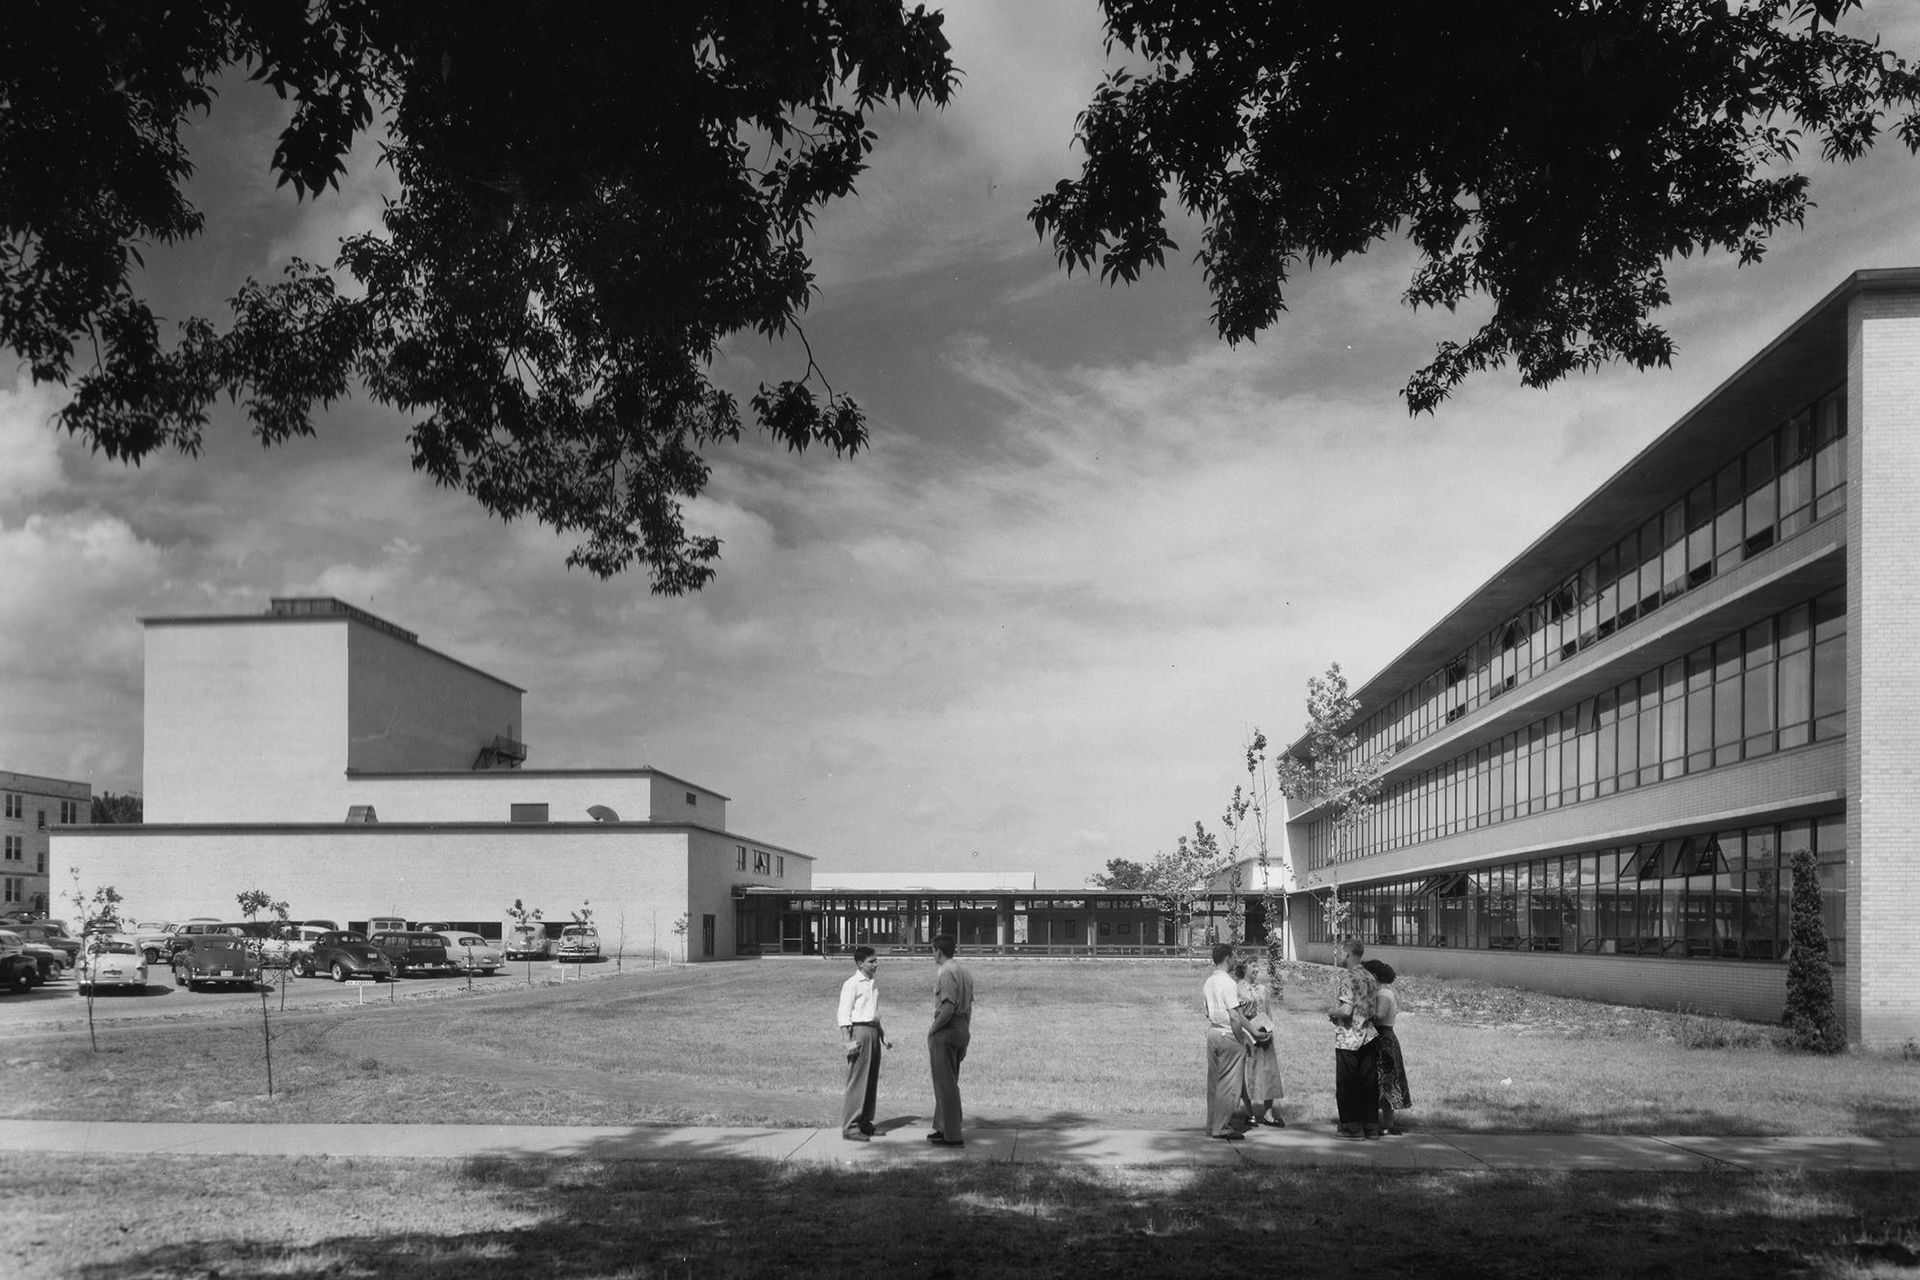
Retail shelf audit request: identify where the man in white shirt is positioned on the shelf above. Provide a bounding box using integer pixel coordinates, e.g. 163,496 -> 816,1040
1202,941 -> 1248,1140
836,946 -> 890,1141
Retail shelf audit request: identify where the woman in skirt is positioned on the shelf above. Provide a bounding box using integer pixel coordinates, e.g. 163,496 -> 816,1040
1363,959 -> 1411,1134
1233,960 -> 1286,1126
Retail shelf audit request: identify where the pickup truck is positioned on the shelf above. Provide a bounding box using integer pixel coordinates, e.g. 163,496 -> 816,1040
368,931 -> 458,977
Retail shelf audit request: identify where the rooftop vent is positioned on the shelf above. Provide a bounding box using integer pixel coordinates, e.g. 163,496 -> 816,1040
345,805 -> 378,824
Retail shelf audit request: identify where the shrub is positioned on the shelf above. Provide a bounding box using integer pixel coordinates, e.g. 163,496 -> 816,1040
1781,847 -> 1846,1054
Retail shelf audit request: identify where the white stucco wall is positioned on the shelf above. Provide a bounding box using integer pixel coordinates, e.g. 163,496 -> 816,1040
54,825 -> 698,957
346,625 -> 524,774
340,772 -> 727,827
144,622 -> 351,823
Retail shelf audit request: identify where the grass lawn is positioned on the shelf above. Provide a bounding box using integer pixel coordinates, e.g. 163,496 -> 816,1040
10,959 -> 1918,1135
4,1156 -> 1917,1279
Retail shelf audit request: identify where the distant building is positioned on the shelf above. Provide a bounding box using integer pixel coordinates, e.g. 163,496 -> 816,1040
1,770 -> 91,915
54,597 -> 810,960
1279,269 -> 1920,1048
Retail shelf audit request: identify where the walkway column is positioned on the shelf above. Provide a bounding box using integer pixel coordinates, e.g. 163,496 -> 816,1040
1846,285 -> 1920,1048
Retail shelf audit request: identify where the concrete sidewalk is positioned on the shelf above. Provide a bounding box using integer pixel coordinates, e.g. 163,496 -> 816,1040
4,1120 -> 1914,1172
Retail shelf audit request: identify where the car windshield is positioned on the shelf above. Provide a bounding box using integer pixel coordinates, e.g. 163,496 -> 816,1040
324,932 -> 367,944
200,939 -> 249,953
99,941 -> 138,955
454,936 -> 487,947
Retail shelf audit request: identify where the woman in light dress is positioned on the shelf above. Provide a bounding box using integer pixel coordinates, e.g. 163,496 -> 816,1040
1232,959 -> 1285,1127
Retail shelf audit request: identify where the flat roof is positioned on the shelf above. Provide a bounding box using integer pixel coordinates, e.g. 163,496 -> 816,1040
1323,267 -> 1920,735
141,597 -> 526,693
344,767 -> 731,802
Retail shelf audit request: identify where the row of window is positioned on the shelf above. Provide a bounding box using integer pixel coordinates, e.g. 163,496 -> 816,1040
1307,817 -> 1844,963
1348,386 -> 1847,769
3,795 -> 83,827
735,845 -> 785,877
1306,587 -> 1845,866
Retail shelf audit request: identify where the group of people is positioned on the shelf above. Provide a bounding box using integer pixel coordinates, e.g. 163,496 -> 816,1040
834,934 -> 973,1146
1204,938 -> 1412,1141
832,933 -> 1412,1148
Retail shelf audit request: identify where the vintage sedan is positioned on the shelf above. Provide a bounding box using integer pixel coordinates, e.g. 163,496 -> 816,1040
128,922 -> 176,965
171,936 -> 262,991
504,924 -> 551,961
368,931 -> 458,977
435,932 -> 503,974
296,931 -> 394,983
556,924 -> 601,960
0,930 -> 38,993
12,923 -> 81,966
77,936 -> 148,994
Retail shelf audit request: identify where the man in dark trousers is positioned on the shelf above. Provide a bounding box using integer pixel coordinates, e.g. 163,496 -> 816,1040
926,934 -> 974,1147
836,946 -> 890,1141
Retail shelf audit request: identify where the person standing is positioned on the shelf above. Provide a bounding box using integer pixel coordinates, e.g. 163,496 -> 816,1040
1363,958 -> 1412,1135
1203,942 -> 1249,1140
927,934 -> 973,1147
836,946 -> 890,1142
1328,939 -> 1382,1140
1234,959 -> 1285,1126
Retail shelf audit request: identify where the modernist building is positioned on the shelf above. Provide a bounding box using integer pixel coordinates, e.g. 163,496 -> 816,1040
53,597 -> 812,959
1,770 -> 92,914
1280,268 -> 1920,1048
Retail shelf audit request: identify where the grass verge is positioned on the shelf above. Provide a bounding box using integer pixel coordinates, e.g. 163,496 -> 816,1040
3,1155 -> 1917,1280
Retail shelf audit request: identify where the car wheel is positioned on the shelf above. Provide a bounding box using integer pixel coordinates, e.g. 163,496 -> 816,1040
173,968 -> 185,987
48,961 -> 65,979
482,967 -> 498,976
187,978 -> 201,992
143,946 -> 161,965
77,981 -> 91,996
7,968 -> 29,994
331,961 -> 349,983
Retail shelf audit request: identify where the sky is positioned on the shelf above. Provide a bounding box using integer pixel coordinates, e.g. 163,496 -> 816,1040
7,4 -> 1920,888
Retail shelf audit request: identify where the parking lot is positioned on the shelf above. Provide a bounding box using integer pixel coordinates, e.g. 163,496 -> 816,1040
0,957 -> 620,1029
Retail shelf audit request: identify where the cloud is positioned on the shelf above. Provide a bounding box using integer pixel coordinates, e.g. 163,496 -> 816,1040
0,374 -> 69,509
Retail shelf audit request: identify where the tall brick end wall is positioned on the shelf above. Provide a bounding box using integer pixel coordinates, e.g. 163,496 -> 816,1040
1847,289 -> 1920,1050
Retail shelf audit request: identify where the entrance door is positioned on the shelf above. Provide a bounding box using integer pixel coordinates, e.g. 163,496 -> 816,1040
779,912 -> 819,955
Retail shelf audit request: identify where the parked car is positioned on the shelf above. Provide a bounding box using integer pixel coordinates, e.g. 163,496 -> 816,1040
17,936 -> 67,984
365,916 -> 409,935
368,931 -> 457,977
504,924 -> 552,961
556,924 -> 601,960
77,935 -> 148,994
435,931 -> 503,975
12,923 -> 80,966
296,931 -> 394,982
171,935 -> 262,991
127,922 -> 175,965
165,919 -> 228,959
0,930 -> 38,993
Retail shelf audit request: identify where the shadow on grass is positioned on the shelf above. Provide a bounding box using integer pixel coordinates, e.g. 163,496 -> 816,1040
57,1150 -> 1920,1280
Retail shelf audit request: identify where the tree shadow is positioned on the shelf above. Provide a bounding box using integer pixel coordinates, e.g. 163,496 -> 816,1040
62,1149 -> 1920,1280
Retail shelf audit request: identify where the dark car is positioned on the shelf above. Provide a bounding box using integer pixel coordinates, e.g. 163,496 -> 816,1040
171,936 -> 262,991
368,931 -> 457,977
296,931 -> 394,983
13,923 -> 81,966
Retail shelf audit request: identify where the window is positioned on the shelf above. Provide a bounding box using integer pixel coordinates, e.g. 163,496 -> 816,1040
2,793 -> 15,820
686,791 -> 697,806
754,849 -> 771,874
3,835 -> 18,862
702,914 -> 716,958
3,877 -> 20,904
58,799 -> 79,824
35,809 -> 44,830
775,855 -> 785,877
736,845 -> 748,871
509,803 -> 550,823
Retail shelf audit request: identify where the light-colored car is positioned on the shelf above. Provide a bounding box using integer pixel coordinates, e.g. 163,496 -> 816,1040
128,922 -> 175,965
504,924 -> 551,961
556,924 -> 600,960
78,935 -> 149,994
435,932 -> 503,974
